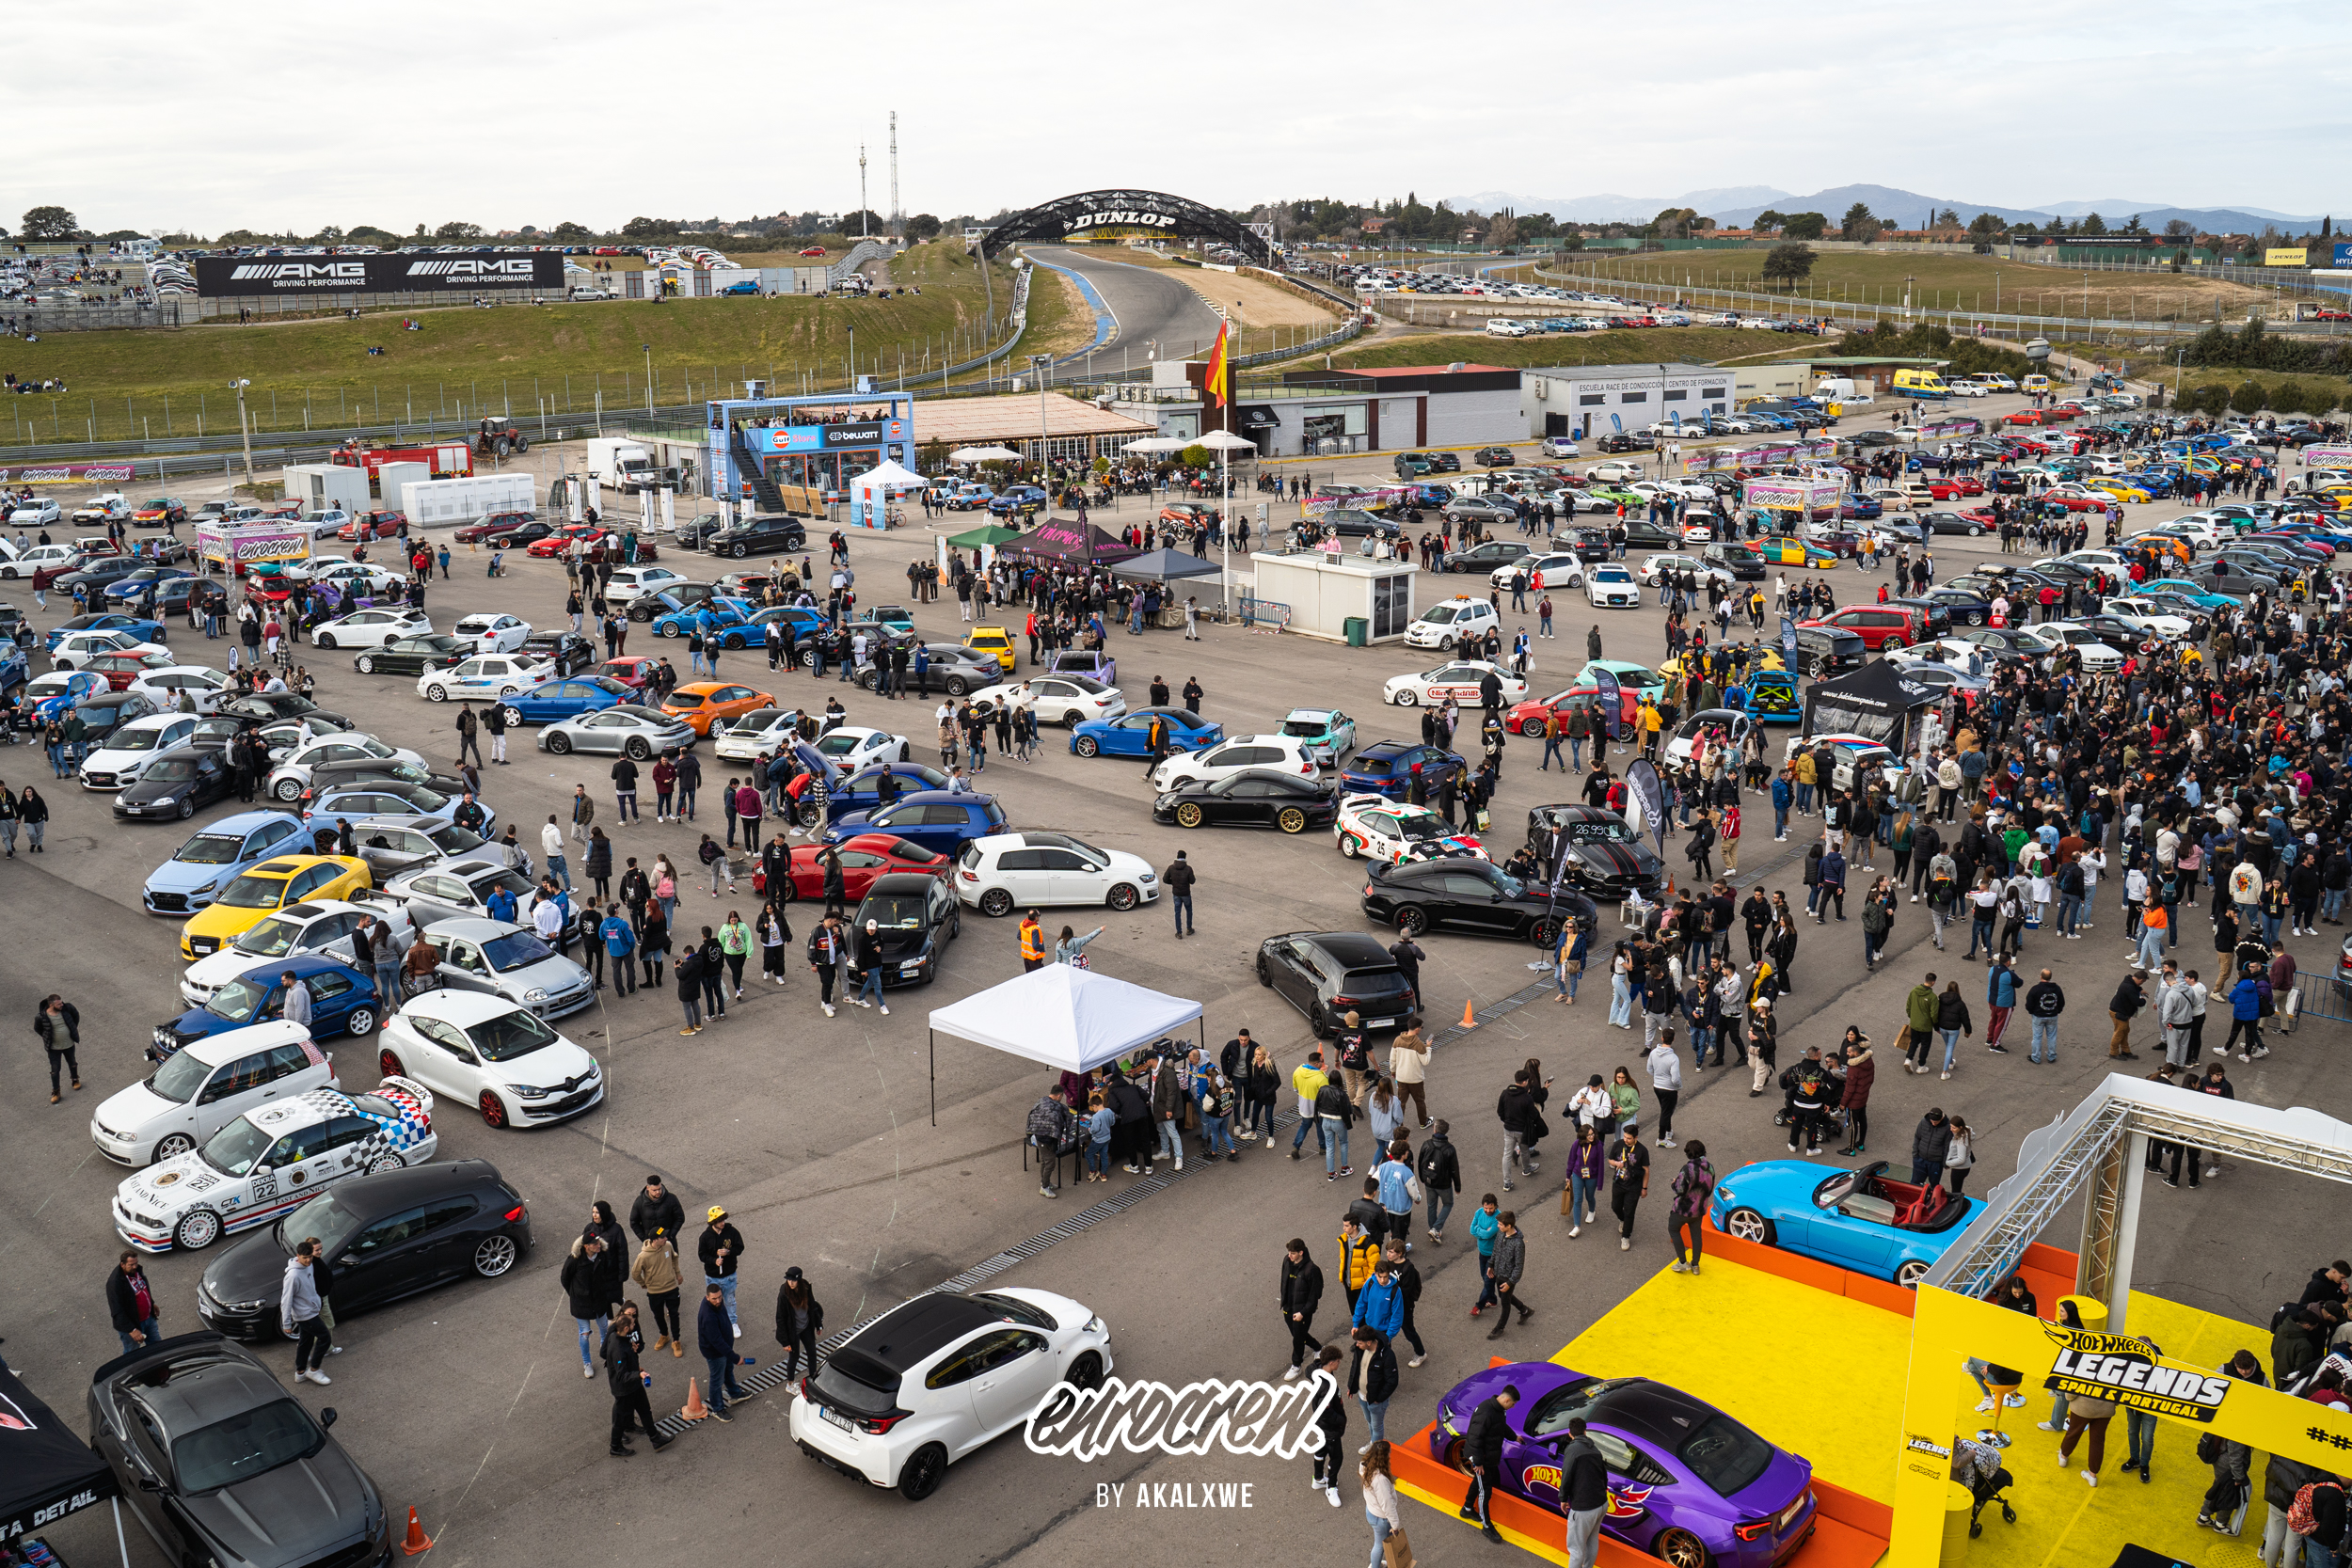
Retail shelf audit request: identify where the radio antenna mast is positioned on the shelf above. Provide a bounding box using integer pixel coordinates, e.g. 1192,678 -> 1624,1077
889,111 -> 900,226
858,146 -> 868,239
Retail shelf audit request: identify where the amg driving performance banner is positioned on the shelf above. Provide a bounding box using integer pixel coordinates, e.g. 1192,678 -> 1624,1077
195,252 -> 564,296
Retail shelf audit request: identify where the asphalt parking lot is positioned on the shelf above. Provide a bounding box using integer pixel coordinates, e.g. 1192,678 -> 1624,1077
2,417 -> 2339,1568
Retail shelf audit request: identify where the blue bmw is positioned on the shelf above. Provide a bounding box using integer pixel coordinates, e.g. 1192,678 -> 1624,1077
1708,1159 -> 1983,1287
1071,707 -> 1223,760
152,953 -> 384,1059
496,675 -> 643,727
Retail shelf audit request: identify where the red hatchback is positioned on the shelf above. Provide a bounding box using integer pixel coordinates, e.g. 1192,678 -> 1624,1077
1799,602 -> 1947,651
339,510 -> 406,542
1925,477 -> 1984,500
80,649 -> 177,689
772,833 -> 950,902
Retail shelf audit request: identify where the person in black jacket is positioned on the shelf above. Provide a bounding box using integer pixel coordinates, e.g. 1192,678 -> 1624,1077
1561,1418 -> 1611,1568
1381,1239 -> 1426,1366
106,1251 -> 160,1356
1348,1326 -> 1400,1448
1280,1239 -> 1324,1376
1498,1073 -> 1540,1191
1457,1384 -> 1518,1543
35,994 -> 79,1101
601,1303 -> 671,1457
1310,1342 -> 1348,1502
561,1233 -> 622,1377
629,1175 -> 685,1246
774,1266 -> 825,1382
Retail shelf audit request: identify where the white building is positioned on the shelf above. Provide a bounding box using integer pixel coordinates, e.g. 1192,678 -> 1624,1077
1520,363 -> 1732,441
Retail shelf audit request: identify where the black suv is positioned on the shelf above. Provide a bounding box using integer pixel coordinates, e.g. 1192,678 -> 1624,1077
1439,540 -> 1534,575
1474,446 -> 1517,467
1597,433 -> 1654,453
707,514 -> 808,559
1790,625 -> 1867,677
1255,930 -> 1419,1036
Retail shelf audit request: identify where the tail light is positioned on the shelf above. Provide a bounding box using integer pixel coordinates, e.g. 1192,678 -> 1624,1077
859,1412 -> 907,1435
960,870 -> 978,881
502,1205 -> 527,1223
1734,1520 -> 1772,1543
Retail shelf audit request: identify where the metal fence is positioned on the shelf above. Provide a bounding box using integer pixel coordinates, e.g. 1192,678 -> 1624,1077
2,300 -> 189,331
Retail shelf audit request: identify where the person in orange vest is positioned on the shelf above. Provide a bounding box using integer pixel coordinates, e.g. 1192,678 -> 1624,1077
1019,910 -> 1046,972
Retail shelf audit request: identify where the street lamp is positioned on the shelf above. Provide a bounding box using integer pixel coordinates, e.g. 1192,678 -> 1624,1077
230,379 -> 253,486
1031,354 -> 1052,478
642,343 -> 653,417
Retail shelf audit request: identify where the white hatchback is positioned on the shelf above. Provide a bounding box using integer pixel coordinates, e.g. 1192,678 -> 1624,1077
418,653 -> 548,704
1404,596 -> 1498,651
376,988 -> 604,1129
88,1020 -> 336,1167
79,713 -> 202,790
711,707 -> 804,761
452,612 -> 531,653
313,606 -> 430,649
1147,733 -> 1317,792
601,566 -> 689,604
126,665 -> 233,715
953,832 -> 1160,917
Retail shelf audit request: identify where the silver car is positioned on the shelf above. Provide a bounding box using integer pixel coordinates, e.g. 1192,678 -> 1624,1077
538,705 -> 697,760
413,916 -> 596,1020
384,856 -> 542,928
341,815 -> 524,880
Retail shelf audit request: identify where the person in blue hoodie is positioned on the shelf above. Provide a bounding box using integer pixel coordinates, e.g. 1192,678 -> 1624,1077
1771,769 -> 1794,842
1352,1253 -> 1405,1341
2224,965 -> 2269,1061
1815,844 -> 1848,923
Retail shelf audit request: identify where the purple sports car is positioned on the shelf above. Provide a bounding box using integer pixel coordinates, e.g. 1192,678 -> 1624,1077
1432,1365 -> 1816,1568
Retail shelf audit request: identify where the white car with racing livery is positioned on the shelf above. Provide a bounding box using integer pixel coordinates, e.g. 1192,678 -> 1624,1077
1334,796 -> 1489,864
1380,660 -> 1527,708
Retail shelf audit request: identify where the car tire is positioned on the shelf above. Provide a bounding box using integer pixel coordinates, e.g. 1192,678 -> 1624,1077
1395,908 -> 1428,937
473,1233 -> 518,1277
1074,736 -> 1100,757
1967,612 -> 1984,626
1655,1528 -> 1710,1568
314,632 -> 337,650
356,655 -> 375,673
1277,807 -> 1309,834
944,676 -> 968,697
626,738 -> 651,760
273,776 -> 302,802
425,684 -> 449,702
898,1443 -> 948,1502
173,1210 -> 222,1251
1723,1207 -> 1775,1245
1391,689 -> 1418,706
1106,882 -> 1138,911
343,1006 -> 375,1037
1066,1351 -> 1105,1392
548,732 -> 573,754
365,1153 -> 405,1175
1881,636 -> 1904,651
1174,802 -> 1203,829
501,705 -> 525,729
151,1132 -> 197,1163
1530,918 -> 1563,950
977,888 -> 1013,918
1896,1259 -> 1932,1289
478,1090 -> 510,1129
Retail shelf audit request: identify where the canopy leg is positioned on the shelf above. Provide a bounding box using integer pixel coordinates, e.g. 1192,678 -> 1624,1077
929,1029 -> 936,1127
114,1497 -> 131,1568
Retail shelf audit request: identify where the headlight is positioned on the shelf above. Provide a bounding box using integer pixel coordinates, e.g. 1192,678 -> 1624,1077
524,988 -> 548,1003
1084,1315 -> 1105,1335
512,1085 -> 553,1099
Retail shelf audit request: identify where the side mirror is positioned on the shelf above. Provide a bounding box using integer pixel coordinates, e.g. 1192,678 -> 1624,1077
318,1408 -> 337,1429
250,1164 -> 272,1176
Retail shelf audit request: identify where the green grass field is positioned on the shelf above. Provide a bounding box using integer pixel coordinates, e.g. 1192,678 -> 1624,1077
1320,325 -> 1812,372
0,242 -> 1032,446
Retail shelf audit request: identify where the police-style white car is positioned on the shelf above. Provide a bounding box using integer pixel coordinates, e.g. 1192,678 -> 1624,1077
1403,595 -> 1499,651
110,1078 -> 436,1253
1334,795 -> 1489,864
417,652 -> 550,704
1380,660 -> 1527,709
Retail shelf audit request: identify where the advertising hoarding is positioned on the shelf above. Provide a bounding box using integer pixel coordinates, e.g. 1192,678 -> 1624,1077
195,251 -> 564,296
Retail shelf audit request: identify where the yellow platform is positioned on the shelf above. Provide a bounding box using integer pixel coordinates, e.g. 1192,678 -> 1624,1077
1549,1256 -> 2274,1566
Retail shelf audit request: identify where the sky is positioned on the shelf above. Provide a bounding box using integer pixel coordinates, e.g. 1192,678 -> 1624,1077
10,0 -> 2350,238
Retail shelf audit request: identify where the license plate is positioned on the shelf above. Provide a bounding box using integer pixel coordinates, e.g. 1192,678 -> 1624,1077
819,1405 -> 856,1433
1370,1017 -> 1395,1027
123,803 -> 142,813
899,965 -> 922,977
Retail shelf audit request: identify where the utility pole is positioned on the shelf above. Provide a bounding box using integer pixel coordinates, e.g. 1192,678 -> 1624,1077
231,379 -> 254,487
889,111 -> 900,227
859,147 -> 869,240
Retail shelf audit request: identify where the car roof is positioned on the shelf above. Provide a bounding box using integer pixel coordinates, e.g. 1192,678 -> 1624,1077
884,790 -> 989,807
839,1293 -> 1027,1374
403,986 -> 537,1025
862,872 -> 940,897
108,1340 -> 294,1432
180,1018 -> 316,1066
194,811 -> 304,837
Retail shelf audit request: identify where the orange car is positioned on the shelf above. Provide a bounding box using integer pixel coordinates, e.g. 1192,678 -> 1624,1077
660,681 -> 776,736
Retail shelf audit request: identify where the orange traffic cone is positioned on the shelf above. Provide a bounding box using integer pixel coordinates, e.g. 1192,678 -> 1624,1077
679,1376 -> 709,1421
399,1507 -> 434,1557
1459,996 -> 1477,1029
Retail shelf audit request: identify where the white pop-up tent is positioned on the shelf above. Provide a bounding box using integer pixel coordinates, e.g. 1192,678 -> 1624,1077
848,457 -> 927,531
926,964 -> 1204,1124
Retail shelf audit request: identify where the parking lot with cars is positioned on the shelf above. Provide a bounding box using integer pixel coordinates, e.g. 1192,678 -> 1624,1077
2,392 -> 2341,1568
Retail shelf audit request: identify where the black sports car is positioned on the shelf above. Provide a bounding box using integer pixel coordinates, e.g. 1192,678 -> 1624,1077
1361,857 -> 1595,946
1255,930 -> 1419,1037
1152,768 -> 1337,833
194,1159 -> 532,1340
353,632 -> 469,676
223,693 -> 353,727
626,584 -> 721,623
89,1335 -> 388,1568
485,518 -> 556,548
112,749 -> 234,821
520,630 -> 596,676
1522,803 -> 1668,901
1439,541 -> 1534,575
847,871 -> 961,988
707,515 -> 808,559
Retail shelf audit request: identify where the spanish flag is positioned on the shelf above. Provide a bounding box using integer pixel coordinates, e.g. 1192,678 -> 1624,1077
1203,318 -> 1231,408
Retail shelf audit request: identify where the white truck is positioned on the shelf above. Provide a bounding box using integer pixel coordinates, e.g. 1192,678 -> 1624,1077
584,437 -> 660,492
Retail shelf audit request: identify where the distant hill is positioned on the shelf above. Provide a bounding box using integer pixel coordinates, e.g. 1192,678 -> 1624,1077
1451,182 -> 2324,235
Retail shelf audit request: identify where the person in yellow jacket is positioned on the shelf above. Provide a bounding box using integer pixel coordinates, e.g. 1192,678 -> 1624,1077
1792,748 -> 1819,815
1337,1217 -> 1381,1310
1638,700 -> 1663,758
1289,1049 -> 1330,1161
1019,911 -> 1046,972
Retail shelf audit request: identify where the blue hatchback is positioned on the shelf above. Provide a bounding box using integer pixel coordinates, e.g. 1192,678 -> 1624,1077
498,675 -> 641,726
152,953 -> 383,1058
1340,740 -> 1466,800
721,605 -> 828,651
1071,707 -> 1224,760
810,761 -> 952,825
824,790 -> 1008,855
142,809 -> 309,915
652,596 -> 760,641
44,612 -> 167,651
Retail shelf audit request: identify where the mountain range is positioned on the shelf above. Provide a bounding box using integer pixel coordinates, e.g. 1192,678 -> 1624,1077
1452,184 -> 2327,235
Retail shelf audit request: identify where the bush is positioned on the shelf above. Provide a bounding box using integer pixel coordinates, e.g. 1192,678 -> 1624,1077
2231,380 -> 2268,415
1180,443 -> 1210,468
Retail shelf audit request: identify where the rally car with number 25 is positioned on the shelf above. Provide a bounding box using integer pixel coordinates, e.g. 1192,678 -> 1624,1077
110,1079 -> 437,1254
1334,795 -> 1489,865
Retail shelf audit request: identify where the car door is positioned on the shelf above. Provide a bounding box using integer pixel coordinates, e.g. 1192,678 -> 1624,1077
1034,847 -> 1100,905
988,847 -> 1052,905
1212,776 -> 1273,824
191,1048 -> 278,1143
330,1200 -> 434,1310
403,1014 -> 485,1101
1440,869 -> 1518,934
1803,1191 -> 1901,1275
1274,940 -> 1323,1011
968,1328 -> 1058,1434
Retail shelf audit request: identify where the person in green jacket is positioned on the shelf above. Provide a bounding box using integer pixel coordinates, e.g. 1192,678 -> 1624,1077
1904,974 -> 1940,1074
717,911 -> 754,998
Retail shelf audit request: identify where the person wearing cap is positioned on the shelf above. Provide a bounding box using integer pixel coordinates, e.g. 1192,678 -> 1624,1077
1019,909 -> 1046,972
697,1206 -> 747,1338
774,1266 -> 826,1383
851,918 -> 889,1013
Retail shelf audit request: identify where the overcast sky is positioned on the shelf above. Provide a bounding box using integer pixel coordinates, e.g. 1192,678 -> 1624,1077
11,0 -> 2348,236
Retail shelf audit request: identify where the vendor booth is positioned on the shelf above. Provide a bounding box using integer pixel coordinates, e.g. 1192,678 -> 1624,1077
0,1362 -> 121,1567
1001,519 -> 1141,570
193,520 -> 310,579
1741,476 -> 1844,523
846,459 -> 925,531
940,522 -> 1021,577
925,965 -> 1203,1125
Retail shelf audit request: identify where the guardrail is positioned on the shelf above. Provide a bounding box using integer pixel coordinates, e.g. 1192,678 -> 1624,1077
1237,594 -> 1290,632
3,301 -> 189,331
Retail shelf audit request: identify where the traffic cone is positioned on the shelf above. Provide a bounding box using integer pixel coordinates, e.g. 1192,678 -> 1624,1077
679,1376 -> 709,1421
1459,996 -> 1477,1029
399,1508 -> 433,1557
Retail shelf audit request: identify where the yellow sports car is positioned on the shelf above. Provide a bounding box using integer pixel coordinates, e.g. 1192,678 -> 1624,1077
2088,480 -> 2152,503
179,854 -> 373,959
964,625 -> 1017,673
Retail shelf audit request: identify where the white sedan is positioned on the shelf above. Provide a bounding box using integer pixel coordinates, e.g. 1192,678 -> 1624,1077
51,631 -> 170,670
814,725 -> 910,774
375,989 -> 605,1129
2,543 -> 82,579
2098,598 -> 2197,639
1334,796 -> 1488,864
452,611 -> 532,653
1584,562 -> 1643,608
1380,660 -> 1528,708
970,676 -> 1124,728
1489,552 -> 1584,592
127,665 -> 234,714
1587,459 -> 1645,483
418,652 -> 549,704
263,733 -> 431,802
601,565 -> 689,604
952,831 -> 1160,916
312,606 -> 431,649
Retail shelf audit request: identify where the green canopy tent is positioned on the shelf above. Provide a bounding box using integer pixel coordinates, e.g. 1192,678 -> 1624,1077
944,522 -> 1025,575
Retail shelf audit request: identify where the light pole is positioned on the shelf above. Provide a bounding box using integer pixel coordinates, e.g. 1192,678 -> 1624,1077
1031,354 -> 1052,480
230,379 -> 253,486
642,344 -> 653,417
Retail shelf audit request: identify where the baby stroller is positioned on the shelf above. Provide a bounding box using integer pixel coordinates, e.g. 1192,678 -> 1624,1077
1965,1461 -> 2016,1538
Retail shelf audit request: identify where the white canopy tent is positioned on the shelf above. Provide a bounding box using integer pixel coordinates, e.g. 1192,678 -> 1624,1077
926,965 -> 1204,1123
847,457 -> 928,531
948,445 -> 1025,464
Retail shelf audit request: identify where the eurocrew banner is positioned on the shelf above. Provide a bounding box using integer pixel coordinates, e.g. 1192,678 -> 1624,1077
195,252 -> 564,296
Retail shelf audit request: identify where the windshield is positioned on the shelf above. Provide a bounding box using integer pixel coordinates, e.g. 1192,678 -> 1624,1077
1677,1414 -> 1776,1497
429,824 -> 485,853
862,895 -> 929,930
481,931 -> 556,973
279,1189 -> 358,1255
108,726 -> 170,752
215,870 -> 290,910
232,914 -> 309,958
1421,605 -> 1457,625
148,1050 -> 215,1104
145,757 -> 202,783
176,832 -> 247,865
466,1006 -> 558,1061
169,1399 -> 323,1494
206,976 -> 272,1023
200,1117 -> 278,1178
1393,815 -> 1449,841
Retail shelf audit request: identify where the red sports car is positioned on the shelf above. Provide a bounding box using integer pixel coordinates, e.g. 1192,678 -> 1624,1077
1926,477 -> 1985,499
769,833 -> 951,902
598,657 -> 656,689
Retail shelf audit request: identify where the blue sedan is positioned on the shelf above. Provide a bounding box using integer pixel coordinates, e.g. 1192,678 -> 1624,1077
1339,740 -> 1466,800
824,790 -> 1008,856
802,760 -> 951,826
497,675 -> 642,726
1708,1159 -> 1985,1287
1071,707 -> 1224,759
44,612 -> 168,652
152,953 -> 383,1058
652,595 -> 761,641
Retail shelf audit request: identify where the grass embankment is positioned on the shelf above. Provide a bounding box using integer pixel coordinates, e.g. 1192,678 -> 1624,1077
1323,326 -> 1811,372
0,242 -> 1029,445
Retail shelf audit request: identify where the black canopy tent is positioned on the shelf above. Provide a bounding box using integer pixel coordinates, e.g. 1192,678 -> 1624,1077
0,1364 -> 121,1561
1800,657 -> 1946,753
1105,547 -> 1220,582
999,519 -> 1140,569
